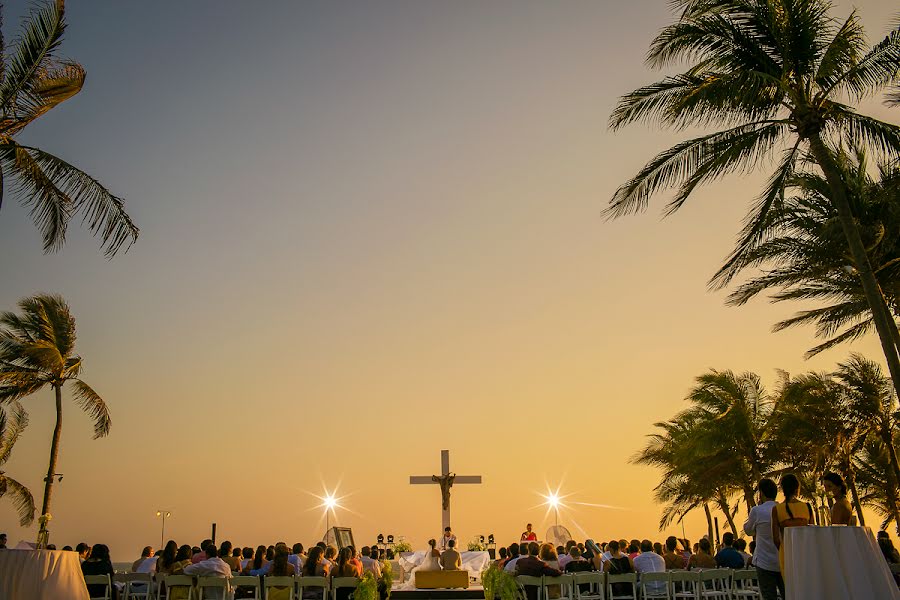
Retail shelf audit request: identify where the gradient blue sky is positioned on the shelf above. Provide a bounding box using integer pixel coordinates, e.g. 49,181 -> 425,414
0,1 -> 897,558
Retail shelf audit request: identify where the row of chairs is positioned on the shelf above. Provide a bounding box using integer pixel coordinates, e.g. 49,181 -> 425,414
514,569 -> 761,600
83,573 -> 356,600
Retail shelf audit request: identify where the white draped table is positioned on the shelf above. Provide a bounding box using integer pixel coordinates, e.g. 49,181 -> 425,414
784,526 -> 899,600
398,551 -> 491,584
0,549 -> 89,600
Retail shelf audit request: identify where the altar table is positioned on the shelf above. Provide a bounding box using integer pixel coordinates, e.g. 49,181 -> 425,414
0,549 -> 89,600
784,526 -> 899,600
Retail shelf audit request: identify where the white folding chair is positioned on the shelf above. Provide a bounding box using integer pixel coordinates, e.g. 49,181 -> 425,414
84,574 -> 113,600
265,575 -> 297,600
669,571 -> 699,600
639,571 -> 671,600
297,574 -> 330,600
516,575 -> 545,600
163,575 -> 198,600
196,576 -> 229,599
121,572 -> 156,600
543,573 -> 575,600
230,575 -> 262,598
573,572 -> 605,600
606,573 -> 636,600
330,576 -> 359,600
731,569 -> 761,599
697,569 -> 731,600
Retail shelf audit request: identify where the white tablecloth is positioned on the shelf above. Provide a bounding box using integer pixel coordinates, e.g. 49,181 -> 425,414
784,526 -> 900,600
398,551 -> 491,580
0,549 -> 89,600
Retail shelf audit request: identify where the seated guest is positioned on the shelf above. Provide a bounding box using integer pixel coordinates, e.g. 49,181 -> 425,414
163,545 -> 195,600
242,545 -> 268,575
324,545 -> 338,569
539,544 -> 560,570
440,539 -> 462,571
183,545 -> 232,599
627,542 -> 640,560
267,546 -> 297,600
715,533 -> 745,569
734,538 -> 752,567
132,546 -> 155,572
75,542 -> 90,562
192,539 -> 213,564
516,542 -> 561,600
239,547 -> 253,571
360,546 -> 382,578
558,545 -> 576,571
563,547 -> 590,573
219,541 -> 240,572
303,546 -> 330,578
82,543 -> 117,600
662,536 -> 684,570
503,543 -> 522,572
63,545 -> 73,551
335,547 -> 362,600
633,540 -> 666,596
602,541 -> 634,597
688,538 -> 716,570
653,542 -> 663,555
290,543 -> 306,572
495,546 -> 509,568
157,541 -> 180,576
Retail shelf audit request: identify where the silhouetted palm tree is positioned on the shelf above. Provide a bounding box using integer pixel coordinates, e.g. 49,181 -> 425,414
0,294 -> 110,546
0,0 -> 138,256
0,401 -> 35,526
609,0 -> 900,397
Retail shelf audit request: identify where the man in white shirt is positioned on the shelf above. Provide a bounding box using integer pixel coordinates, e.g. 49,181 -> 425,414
183,545 -> 232,600
632,540 -> 666,596
743,478 -> 782,600
289,543 -> 305,573
360,546 -> 382,578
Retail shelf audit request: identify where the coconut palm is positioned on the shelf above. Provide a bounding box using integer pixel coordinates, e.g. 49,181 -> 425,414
0,0 -> 138,256
0,293 -> 110,547
726,150 -> 900,358
608,0 -> 900,398
855,434 -> 900,533
0,401 -> 36,526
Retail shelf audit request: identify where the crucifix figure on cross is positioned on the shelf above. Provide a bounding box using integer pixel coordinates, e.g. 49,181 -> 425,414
410,450 -> 482,531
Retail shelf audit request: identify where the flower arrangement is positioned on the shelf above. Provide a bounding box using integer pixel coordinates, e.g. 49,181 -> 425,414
393,540 -> 413,554
467,538 -> 486,551
481,565 -> 517,600
380,559 -> 394,598
355,572 -> 379,600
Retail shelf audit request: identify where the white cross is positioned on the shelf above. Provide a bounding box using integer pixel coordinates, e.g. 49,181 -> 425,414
410,449 -> 482,531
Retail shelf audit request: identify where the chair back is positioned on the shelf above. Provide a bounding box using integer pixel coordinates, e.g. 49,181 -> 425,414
230,575 -> 262,598
638,571 -> 670,599
544,573 -> 575,600
731,568 -> 761,598
573,571 -> 605,600
120,572 -> 155,600
606,573 -> 636,600
265,575 -> 297,599
84,574 -> 112,600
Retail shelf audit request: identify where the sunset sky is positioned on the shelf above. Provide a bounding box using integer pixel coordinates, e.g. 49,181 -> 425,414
0,1 -> 897,559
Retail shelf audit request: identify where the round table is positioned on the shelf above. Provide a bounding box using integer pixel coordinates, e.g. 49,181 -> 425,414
784,526 -> 899,600
0,549 -> 89,600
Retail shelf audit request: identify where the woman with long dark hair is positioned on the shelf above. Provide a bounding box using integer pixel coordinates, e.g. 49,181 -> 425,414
822,472 -> 853,525
81,544 -> 117,600
772,473 -> 813,573
267,546 -> 296,600
156,540 -> 179,575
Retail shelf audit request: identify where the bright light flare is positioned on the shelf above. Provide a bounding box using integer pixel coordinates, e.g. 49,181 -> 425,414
546,493 -> 560,509
323,494 -> 338,510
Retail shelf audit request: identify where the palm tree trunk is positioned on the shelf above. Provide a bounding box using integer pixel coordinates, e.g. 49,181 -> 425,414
808,136 -> 900,403
37,385 -> 63,548
716,492 -> 738,537
846,471 -> 866,527
703,503 -> 714,543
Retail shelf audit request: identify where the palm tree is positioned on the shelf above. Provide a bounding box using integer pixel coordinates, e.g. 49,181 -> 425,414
0,401 -> 36,527
0,0 -> 138,256
726,150 -> 900,358
855,434 -> 900,534
608,0 -> 900,399
0,293 -> 110,547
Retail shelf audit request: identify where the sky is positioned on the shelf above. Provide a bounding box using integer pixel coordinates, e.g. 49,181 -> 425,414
0,0 -> 898,560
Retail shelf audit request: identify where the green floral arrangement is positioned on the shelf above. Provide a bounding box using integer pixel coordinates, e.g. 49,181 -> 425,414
393,540 -> 413,554
380,559 -> 394,598
467,538 -> 485,551
355,572 -> 379,600
481,565 -> 518,600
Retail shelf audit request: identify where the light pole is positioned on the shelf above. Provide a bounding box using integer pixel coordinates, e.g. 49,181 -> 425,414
156,510 -> 171,549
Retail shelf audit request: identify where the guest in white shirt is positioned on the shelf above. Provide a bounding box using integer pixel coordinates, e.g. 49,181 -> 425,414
743,478 -> 782,600
633,540 -> 666,596
289,543 -> 306,572
183,545 -> 232,600
360,546 -> 382,578
132,547 -> 156,572
504,544 -> 524,573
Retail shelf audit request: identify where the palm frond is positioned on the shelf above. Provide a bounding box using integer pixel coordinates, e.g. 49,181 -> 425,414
0,0 -> 66,114
821,20 -> 900,100
71,379 -> 110,439
0,474 -> 36,526
837,111 -> 900,163
19,146 -> 139,257
0,60 -> 84,136
0,401 -> 28,465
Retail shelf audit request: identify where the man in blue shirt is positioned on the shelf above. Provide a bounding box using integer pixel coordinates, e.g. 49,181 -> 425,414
714,532 -> 745,569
